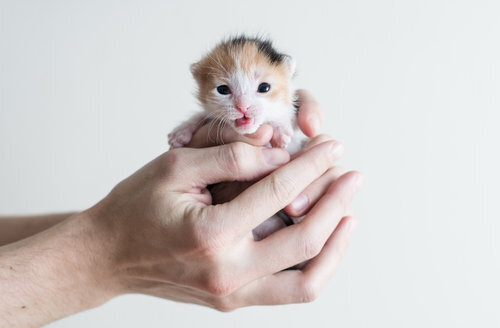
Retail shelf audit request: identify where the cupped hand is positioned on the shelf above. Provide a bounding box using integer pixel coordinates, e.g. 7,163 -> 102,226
89,140 -> 362,310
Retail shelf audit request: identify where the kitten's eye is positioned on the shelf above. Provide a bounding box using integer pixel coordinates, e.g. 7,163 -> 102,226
216,85 -> 231,95
257,82 -> 271,93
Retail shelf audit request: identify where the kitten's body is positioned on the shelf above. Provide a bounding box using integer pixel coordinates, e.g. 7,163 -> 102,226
169,36 -> 305,153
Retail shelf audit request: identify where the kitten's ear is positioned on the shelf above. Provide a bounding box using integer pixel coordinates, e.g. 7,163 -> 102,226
190,62 -> 200,79
283,55 -> 296,77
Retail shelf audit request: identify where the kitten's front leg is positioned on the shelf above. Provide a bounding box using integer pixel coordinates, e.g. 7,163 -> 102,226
270,122 -> 294,149
168,113 -> 207,148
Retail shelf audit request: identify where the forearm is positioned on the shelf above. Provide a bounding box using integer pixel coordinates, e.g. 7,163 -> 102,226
0,213 -> 74,246
0,212 -> 119,327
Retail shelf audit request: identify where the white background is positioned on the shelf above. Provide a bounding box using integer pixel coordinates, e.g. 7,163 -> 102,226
1,0 -> 499,327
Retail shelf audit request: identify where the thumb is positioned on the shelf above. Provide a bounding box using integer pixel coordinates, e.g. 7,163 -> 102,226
166,142 -> 290,189
188,124 -> 273,148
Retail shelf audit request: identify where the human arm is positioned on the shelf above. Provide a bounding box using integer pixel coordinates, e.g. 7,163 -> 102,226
0,140 -> 362,327
0,213 -> 74,246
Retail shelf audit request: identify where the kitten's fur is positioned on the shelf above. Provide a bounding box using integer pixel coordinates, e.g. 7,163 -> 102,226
169,36 -> 303,152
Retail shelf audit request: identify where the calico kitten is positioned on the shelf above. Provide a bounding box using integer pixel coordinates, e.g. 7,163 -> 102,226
168,36 -> 303,152
169,36 -> 306,245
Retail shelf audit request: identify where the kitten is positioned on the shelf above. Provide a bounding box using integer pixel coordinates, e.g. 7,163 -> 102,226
168,36 -> 304,152
169,36 -> 307,247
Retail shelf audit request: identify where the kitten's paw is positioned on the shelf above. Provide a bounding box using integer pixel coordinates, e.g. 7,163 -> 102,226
270,126 -> 293,148
168,127 -> 193,148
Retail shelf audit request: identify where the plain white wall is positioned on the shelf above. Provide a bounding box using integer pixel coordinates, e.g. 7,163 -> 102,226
1,0 -> 499,327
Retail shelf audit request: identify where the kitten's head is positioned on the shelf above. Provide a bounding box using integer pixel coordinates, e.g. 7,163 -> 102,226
191,36 -> 296,134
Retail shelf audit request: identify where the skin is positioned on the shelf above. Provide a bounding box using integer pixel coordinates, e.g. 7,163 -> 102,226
0,90 -> 363,327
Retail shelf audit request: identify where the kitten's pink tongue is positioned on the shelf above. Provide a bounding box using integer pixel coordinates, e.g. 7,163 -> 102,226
235,116 -> 254,127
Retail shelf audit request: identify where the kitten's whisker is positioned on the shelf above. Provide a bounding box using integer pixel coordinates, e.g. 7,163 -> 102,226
207,116 -> 220,144
205,110 -> 227,145
217,117 -> 228,146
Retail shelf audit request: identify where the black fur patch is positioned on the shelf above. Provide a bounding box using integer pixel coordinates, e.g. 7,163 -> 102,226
226,35 -> 287,65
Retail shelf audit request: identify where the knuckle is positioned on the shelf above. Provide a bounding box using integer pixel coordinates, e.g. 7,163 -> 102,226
268,173 -> 295,205
303,239 -> 323,260
310,147 -> 332,173
212,297 -> 237,312
205,271 -> 237,297
298,278 -> 321,303
298,229 -> 323,260
220,142 -> 249,177
161,148 -> 184,173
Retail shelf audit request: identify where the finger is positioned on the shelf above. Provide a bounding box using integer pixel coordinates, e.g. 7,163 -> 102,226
296,89 -> 324,138
164,142 -> 290,189
248,171 -> 363,276
301,216 -> 357,278
285,166 -> 347,217
218,140 -> 344,235
290,134 -> 334,160
232,216 -> 357,307
188,123 -> 273,148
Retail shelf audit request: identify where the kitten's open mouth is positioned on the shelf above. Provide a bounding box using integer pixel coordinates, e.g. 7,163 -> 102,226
235,116 -> 254,128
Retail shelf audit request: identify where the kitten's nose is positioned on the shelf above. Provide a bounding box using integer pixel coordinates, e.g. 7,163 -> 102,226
235,104 -> 249,114
235,96 -> 250,114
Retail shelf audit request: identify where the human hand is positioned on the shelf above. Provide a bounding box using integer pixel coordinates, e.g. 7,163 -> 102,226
87,140 -> 362,310
0,131 -> 361,328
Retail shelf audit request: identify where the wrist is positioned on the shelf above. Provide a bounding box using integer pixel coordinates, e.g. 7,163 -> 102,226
62,210 -> 125,302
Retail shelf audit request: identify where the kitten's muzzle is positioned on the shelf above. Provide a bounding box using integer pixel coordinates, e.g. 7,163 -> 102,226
235,104 -> 250,114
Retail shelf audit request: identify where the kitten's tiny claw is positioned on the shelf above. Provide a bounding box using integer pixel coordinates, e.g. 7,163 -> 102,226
270,126 -> 293,148
168,128 -> 193,148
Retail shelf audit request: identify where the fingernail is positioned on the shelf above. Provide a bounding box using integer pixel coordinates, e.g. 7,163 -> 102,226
353,173 -> 365,193
289,193 -> 309,214
262,147 -> 289,166
330,142 -> 344,161
346,219 -> 358,240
